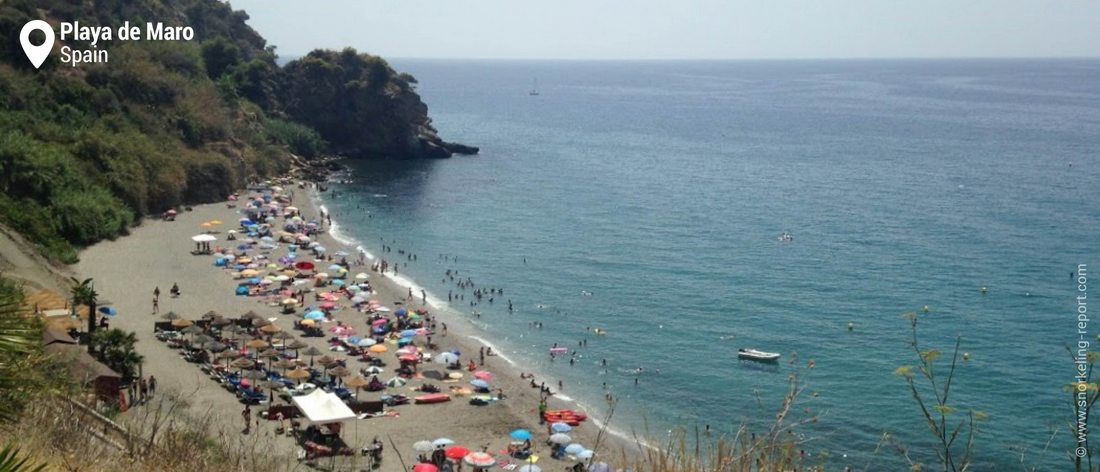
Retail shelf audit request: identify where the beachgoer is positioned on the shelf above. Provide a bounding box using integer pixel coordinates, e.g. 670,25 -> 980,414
153,286 -> 160,301
152,297 -> 158,314
148,376 -> 157,396
242,406 -> 251,433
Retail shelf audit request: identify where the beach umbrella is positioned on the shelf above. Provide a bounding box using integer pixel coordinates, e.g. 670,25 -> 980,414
355,273 -> 370,280
577,450 -> 595,460
171,318 -> 193,328
181,325 -> 204,336
160,311 -> 182,321
371,319 -> 388,327
257,348 -> 280,359
245,338 -> 269,349
445,445 -> 470,459
272,331 -> 294,342
192,234 -> 217,242
436,352 -> 459,365
413,464 -> 439,472
316,355 -> 337,367
369,344 -> 388,353
411,440 -> 436,453
432,438 -> 455,447
464,452 -> 496,468
518,466 -> 541,472
398,354 -> 419,363
241,310 -> 263,320
206,341 -> 228,353
302,346 -> 322,366
216,350 -> 242,361
385,377 -> 406,388
210,316 -> 232,327
286,368 -> 311,382
356,338 -> 377,347
509,429 -> 533,441
251,317 -> 272,328
564,444 -> 586,455
551,422 -> 573,433
273,358 -> 297,372
231,358 -> 255,370
473,371 -> 493,381
286,339 -> 308,351
304,311 -> 325,321
260,324 -> 282,334
240,269 -> 260,277
327,366 -> 351,378
364,366 -> 384,374
400,329 -> 418,338
192,333 -> 215,347
470,380 -> 490,390
300,319 -> 316,327
549,433 -> 572,444
98,306 -> 118,316
241,369 -> 267,381
320,301 -> 336,310
395,308 -> 408,316
448,373 -> 464,380
344,375 -> 369,389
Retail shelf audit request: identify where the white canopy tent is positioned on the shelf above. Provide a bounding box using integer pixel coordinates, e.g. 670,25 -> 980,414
291,389 -> 356,425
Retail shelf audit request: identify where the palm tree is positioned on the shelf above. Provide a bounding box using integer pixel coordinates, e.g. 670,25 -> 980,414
92,329 -> 143,381
69,278 -> 97,354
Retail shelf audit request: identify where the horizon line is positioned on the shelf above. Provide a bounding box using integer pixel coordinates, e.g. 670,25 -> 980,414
274,53 -> 1100,62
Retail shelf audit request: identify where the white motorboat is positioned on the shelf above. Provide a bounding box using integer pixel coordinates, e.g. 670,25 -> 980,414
738,348 -> 781,362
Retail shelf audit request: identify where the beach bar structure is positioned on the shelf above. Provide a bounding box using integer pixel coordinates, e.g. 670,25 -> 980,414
43,328 -> 121,406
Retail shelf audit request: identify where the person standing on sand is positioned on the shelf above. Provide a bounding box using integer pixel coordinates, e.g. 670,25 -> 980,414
152,296 -> 158,314
242,406 -> 251,434
154,286 -> 160,302
538,400 -> 547,424
148,376 -> 157,397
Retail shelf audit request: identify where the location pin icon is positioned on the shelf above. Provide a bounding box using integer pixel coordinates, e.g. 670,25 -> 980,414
20,20 -> 55,69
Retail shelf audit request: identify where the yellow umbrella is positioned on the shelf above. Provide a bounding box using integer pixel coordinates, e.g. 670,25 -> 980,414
300,319 -> 315,326
369,344 -> 388,353
210,220 -> 223,225
240,269 -> 260,277
282,298 -> 298,305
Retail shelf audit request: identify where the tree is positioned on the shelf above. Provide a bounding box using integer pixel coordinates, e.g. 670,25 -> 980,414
70,278 -> 98,354
91,329 -> 144,382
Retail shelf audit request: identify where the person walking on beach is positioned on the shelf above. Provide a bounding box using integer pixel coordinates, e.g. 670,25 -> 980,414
153,286 -> 160,302
479,347 -> 485,366
148,376 -> 157,397
152,296 -> 159,314
139,377 -> 148,403
242,406 -> 252,434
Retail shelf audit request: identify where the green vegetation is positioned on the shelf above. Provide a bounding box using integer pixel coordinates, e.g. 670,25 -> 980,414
69,277 -> 98,353
0,0 -> 456,263
894,311 -> 984,471
90,329 -> 144,382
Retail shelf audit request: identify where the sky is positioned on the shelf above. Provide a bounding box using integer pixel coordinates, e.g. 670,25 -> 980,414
230,0 -> 1100,60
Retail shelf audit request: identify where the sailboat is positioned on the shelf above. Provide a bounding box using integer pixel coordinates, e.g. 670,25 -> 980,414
529,78 -> 540,96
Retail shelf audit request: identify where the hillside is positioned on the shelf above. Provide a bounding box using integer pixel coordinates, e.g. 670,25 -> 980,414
0,0 -> 475,263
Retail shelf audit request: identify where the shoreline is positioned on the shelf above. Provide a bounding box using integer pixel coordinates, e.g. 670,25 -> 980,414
73,180 -> 641,472
309,187 -> 654,454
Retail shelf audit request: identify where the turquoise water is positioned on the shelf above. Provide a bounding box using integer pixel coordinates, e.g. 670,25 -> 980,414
321,59 -> 1100,469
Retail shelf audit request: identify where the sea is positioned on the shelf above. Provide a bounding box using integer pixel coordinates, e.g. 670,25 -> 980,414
318,59 -> 1100,469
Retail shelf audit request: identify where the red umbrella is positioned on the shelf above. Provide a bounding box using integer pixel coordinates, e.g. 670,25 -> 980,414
320,301 -> 336,310
464,452 -> 496,468
295,261 -> 315,271
445,446 -> 470,460
399,354 -> 419,363
473,371 -> 493,381
413,464 -> 439,472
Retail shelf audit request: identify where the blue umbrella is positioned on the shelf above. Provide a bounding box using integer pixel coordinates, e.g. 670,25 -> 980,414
331,279 -> 345,287
235,286 -> 249,295
305,311 -> 325,320
401,329 -> 418,338
551,422 -> 573,433
373,327 -> 387,335
346,336 -> 362,345
328,264 -> 343,271
471,379 -> 491,389
509,429 -> 533,440
98,306 -> 118,316
397,337 -> 413,346
564,443 -> 586,455
577,450 -> 594,459
239,219 -> 254,226
395,308 -> 408,316
432,438 -> 455,447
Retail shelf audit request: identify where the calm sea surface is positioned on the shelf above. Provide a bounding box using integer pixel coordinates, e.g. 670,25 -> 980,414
320,59 -> 1100,469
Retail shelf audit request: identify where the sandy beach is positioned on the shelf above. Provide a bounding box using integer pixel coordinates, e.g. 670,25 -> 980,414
74,183 -> 637,471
